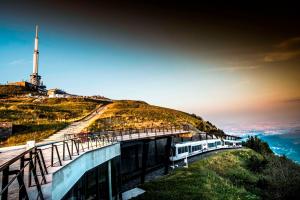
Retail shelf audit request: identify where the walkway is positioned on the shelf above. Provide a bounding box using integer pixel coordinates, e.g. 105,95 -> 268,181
43,105 -> 107,142
0,104 -> 108,157
0,126 -> 189,199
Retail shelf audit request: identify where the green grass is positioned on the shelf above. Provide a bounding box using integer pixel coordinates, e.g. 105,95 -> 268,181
135,148 -> 300,200
135,149 -> 265,200
88,100 -> 218,132
0,97 -> 104,146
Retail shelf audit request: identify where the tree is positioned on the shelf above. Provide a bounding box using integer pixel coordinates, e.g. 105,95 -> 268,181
244,136 -> 273,155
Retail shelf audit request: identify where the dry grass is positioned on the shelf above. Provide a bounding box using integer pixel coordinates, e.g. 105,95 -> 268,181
87,100 -> 217,132
0,97 -> 104,146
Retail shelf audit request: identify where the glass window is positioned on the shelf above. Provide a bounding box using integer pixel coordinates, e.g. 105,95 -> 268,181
86,169 -> 97,200
208,143 -> 215,148
192,145 -> 201,151
98,162 -> 108,200
62,159 -> 120,200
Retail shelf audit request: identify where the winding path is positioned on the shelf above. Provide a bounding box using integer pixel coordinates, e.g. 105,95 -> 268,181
43,104 -> 108,142
0,104 -> 107,156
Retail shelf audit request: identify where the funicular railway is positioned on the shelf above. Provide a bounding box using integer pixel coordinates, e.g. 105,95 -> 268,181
0,125 -> 241,200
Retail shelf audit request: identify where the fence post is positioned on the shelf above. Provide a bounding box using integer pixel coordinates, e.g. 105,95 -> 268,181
1,166 -> 9,200
63,140 -> 65,160
51,143 -> 54,167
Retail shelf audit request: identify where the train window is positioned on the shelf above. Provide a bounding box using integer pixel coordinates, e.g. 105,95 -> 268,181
208,143 -> 215,148
192,146 -> 196,152
178,147 -> 188,154
225,141 -> 230,145
192,145 -> 200,152
195,145 -> 202,151
178,147 -> 181,154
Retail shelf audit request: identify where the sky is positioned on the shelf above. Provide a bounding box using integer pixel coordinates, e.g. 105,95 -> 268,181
0,1 -> 300,129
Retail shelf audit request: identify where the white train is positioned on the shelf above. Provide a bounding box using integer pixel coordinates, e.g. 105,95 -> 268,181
170,139 -> 242,161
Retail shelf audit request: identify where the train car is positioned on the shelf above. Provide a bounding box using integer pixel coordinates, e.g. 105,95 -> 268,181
223,140 -> 242,148
170,138 -> 241,161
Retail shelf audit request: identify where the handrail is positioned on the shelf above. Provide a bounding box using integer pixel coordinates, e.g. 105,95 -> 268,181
0,148 -> 33,172
0,125 -> 189,200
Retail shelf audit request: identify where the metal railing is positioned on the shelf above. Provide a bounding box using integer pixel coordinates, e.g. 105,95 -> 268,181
69,124 -> 189,140
0,147 -> 47,200
0,125 -> 189,200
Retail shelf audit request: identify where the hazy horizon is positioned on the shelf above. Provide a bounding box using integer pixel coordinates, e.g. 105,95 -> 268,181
1,1 -> 300,129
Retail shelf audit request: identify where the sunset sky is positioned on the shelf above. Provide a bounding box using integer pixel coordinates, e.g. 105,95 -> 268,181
0,1 -> 299,128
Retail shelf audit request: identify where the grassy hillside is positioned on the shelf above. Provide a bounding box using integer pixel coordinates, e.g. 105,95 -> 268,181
0,85 -> 38,97
136,148 -> 300,200
135,149 -> 262,200
87,100 -> 218,132
0,97 -> 104,146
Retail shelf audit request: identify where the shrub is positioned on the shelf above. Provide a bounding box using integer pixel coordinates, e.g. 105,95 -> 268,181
243,136 -> 273,155
246,155 -> 268,173
261,155 -> 300,200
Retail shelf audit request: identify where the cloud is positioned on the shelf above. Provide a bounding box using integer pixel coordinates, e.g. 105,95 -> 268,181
282,97 -> 300,104
264,51 -> 300,62
264,36 -> 300,62
8,59 -> 29,65
276,37 -> 300,49
207,65 -> 260,72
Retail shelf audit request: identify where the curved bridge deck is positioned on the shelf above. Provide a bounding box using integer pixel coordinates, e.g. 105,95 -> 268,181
0,126 -> 189,200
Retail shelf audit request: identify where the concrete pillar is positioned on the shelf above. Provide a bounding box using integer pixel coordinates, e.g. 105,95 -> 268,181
135,145 -> 139,170
141,140 -> 149,183
164,137 -> 172,175
154,139 -> 158,164
108,160 -> 112,200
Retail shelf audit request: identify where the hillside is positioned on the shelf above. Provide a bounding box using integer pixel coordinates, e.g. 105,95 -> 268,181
0,85 -> 39,97
1,99 -> 221,146
87,100 -> 219,133
135,148 -> 300,200
0,97 -> 105,146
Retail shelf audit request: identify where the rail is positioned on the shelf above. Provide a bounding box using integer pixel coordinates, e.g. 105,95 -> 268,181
0,125 -> 189,200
